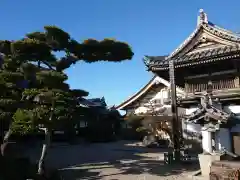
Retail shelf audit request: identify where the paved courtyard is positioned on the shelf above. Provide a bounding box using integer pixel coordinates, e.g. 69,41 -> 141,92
28,140 -> 199,180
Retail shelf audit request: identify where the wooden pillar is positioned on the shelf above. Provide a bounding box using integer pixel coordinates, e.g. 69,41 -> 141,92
184,83 -> 188,93
233,59 -> 240,88
169,59 -> 181,161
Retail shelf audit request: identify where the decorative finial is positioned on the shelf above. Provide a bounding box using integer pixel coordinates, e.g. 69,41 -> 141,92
197,9 -> 208,26
143,56 -> 151,65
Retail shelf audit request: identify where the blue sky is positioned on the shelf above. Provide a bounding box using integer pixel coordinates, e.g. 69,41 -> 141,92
1,0 -> 240,106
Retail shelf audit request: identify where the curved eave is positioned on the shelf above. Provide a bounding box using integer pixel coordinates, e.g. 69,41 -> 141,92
116,76 -> 185,110
149,53 -> 240,71
116,76 -> 157,110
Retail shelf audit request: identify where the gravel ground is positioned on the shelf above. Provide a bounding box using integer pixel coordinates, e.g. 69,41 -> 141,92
27,140 -> 199,180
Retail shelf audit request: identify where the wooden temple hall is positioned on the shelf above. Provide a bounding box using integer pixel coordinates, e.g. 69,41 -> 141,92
143,9 -> 240,156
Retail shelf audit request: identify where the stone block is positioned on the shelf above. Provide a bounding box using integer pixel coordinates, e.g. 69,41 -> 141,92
198,153 -> 221,177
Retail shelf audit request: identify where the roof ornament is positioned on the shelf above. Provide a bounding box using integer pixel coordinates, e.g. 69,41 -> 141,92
197,9 -> 208,26
143,56 -> 151,65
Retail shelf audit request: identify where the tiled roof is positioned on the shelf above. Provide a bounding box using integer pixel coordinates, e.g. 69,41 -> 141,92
79,97 -> 107,108
143,55 -> 168,67
144,10 -> 240,71
145,44 -> 240,70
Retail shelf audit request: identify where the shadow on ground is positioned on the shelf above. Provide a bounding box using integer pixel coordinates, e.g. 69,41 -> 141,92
60,159 -> 199,180
51,141 -> 200,180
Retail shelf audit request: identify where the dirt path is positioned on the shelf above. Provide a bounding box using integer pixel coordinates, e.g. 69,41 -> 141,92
28,141 -> 199,179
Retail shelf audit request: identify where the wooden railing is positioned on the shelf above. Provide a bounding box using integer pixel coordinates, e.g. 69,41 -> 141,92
185,79 -> 237,93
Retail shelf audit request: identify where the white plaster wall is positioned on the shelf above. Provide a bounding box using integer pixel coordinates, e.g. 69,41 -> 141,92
130,86 -> 203,143
134,106 -> 149,114
134,87 -> 185,115
134,88 -> 170,115
150,88 -> 169,103
162,89 -> 169,99
134,105 -> 172,115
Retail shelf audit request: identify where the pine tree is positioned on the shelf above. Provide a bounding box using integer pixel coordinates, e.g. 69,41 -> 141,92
0,26 -> 133,175
0,46 -> 28,155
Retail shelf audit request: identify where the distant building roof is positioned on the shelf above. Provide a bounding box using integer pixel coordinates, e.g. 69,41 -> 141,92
79,97 -> 107,108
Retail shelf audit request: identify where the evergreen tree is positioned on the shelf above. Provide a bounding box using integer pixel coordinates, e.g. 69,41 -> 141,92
0,26 -> 133,175
0,48 -> 27,154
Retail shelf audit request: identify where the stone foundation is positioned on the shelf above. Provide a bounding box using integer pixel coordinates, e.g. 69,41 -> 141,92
198,153 -> 221,177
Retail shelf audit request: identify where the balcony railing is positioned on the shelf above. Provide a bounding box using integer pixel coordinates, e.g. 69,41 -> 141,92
185,79 -> 237,93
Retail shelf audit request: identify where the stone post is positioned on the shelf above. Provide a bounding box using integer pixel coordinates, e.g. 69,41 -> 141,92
202,130 -> 213,153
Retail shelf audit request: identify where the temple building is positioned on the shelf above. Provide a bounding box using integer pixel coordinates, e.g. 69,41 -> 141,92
116,76 -> 185,116
116,75 -> 202,145
143,9 -> 240,157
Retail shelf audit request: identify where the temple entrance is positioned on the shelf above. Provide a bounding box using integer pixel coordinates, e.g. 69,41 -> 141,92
231,132 -> 240,156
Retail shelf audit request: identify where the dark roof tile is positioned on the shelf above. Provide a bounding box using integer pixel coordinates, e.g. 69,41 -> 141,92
145,44 -> 240,69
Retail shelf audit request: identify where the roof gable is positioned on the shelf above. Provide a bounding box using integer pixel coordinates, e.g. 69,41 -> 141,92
116,76 -> 185,110
184,37 -> 232,56
168,9 -> 240,60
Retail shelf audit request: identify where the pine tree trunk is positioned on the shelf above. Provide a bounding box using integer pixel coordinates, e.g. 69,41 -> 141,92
38,100 -> 55,175
1,128 -> 12,156
0,128 -> 3,155
0,129 -> 4,167
37,127 -> 50,175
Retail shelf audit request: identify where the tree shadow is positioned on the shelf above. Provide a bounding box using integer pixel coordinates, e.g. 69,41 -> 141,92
59,159 -> 199,179
113,159 -> 199,176
56,141 -> 200,179
20,140 -> 200,179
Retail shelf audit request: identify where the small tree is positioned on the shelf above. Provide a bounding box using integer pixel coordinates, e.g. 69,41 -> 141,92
145,101 -> 171,136
125,100 -> 173,146
143,101 -> 175,146
0,26 -> 133,175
